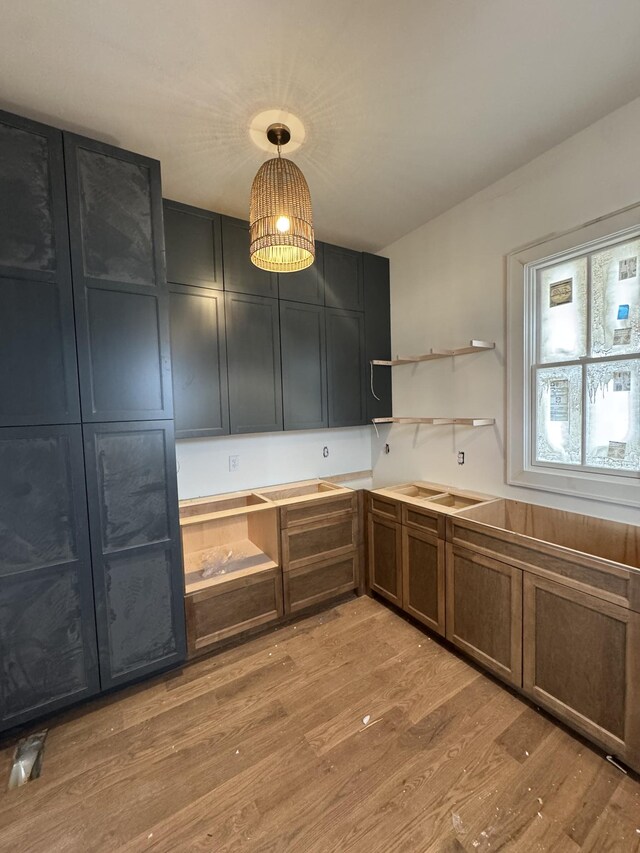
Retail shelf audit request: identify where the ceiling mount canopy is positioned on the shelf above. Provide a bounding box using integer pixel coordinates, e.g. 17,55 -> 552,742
249,122 -> 314,273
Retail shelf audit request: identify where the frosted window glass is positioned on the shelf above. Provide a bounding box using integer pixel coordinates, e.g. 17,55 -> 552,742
586,359 -> 640,472
535,365 -> 583,465
538,257 -> 587,363
591,238 -> 640,356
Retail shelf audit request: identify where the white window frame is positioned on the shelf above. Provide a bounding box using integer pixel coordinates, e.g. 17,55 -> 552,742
507,203 -> 640,508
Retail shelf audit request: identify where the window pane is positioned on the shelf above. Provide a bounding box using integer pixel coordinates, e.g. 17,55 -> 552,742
586,359 -> 640,472
535,365 -> 583,465
591,238 -> 640,357
537,257 -> 587,363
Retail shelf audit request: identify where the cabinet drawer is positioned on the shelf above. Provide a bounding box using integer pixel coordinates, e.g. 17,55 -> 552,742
402,504 -> 444,538
280,493 -> 356,528
284,553 -> 359,614
369,494 -> 401,521
185,568 -> 283,656
282,515 -> 357,570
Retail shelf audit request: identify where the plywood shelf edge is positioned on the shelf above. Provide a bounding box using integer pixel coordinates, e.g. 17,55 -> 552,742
372,417 -> 495,426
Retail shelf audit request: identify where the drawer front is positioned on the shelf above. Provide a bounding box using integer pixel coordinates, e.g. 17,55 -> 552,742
284,553 -> 359,614
282,515 -> 357,570
402,504 -> 443,537
186,569 -> 283,655
280,492 -> 356,528
369,494 -> 401,521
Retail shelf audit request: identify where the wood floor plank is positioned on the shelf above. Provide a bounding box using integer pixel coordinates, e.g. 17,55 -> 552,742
1,596 -> 639,853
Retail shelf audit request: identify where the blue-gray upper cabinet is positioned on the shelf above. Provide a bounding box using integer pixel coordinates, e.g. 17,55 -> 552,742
226,292 -> 283,434
64,134 -> 173,422
163,200 -> 223,290
277,241 -> 325,305
326,307 -> 367,427
0,111 -> 80,427
324,243 -> 364,312
0,424 -> 100,732
221,215 -> 278,298
364,253 -> 392,421
83,420 -> 186,689
280,300 -> 328,430
169,286 -> 229,438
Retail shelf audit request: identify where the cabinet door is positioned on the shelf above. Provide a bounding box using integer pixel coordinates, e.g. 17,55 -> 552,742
221,216 -> 277,298
368,514 -> 402,605
226,292 -> 283,434
0,111 -> 80,426
164,199 -> 223,290
83,421 -> 186,689
277,241 -> 325,305
523,573 -> 640,768
64,133 -> 173,422
326,307 -> 366,427
169,285 -> 229,438
324,243 -> 364,311
403,526 -> 445,637
280,300 -> 327,430
446,544 -> 522,687
364,252 -> 392,420
0,425 -> 99,731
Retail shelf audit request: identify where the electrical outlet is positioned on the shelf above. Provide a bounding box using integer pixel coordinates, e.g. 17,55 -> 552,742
229,455 -> 240,472
457,451 -> 465,465
322,446 -> 329,458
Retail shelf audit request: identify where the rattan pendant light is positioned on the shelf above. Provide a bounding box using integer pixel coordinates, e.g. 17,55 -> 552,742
249,123 -> 314,272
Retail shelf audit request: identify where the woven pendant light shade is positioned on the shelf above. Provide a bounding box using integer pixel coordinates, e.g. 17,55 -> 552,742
249,155 -> 315,273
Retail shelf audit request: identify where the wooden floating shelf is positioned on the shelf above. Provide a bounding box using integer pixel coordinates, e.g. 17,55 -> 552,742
372,417 -> 495,426
372,339 -> 495,367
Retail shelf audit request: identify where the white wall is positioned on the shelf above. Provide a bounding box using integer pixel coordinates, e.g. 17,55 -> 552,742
374,95 -> 640,524
176,426 -> 372,499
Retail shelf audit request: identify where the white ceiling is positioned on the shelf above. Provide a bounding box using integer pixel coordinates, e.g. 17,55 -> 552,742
2,0 -> 640,252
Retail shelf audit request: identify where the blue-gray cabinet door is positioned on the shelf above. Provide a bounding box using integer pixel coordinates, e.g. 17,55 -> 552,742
169,285 -> 229,438
326,307 -> 367,427
64,134 -> 173,422
280,300 -> 328,430
0,425 -> 100,731
226,292 -> 283,434
0,111 -> 80,427
324,243 -> 364,312
221,216 -> 278,298
164,199 -> 223,291
83,421 -> 186,689
364,253 -> 392,420
277,241 -> 325,305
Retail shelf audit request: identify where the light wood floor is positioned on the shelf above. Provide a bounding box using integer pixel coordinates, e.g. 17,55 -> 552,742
1,596 -> 639,852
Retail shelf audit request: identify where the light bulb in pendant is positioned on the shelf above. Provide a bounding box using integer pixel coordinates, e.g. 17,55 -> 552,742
276,215 -> 290,233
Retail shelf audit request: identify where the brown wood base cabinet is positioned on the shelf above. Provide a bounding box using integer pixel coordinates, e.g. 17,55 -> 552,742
280,491 -> 361,615
368,512 -> 402,606
523,572 -> 640,769
402,525 -> 445,636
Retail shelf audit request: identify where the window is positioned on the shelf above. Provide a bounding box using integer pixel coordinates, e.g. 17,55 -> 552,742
532,233 -> 639,475
507,207 -> 640,508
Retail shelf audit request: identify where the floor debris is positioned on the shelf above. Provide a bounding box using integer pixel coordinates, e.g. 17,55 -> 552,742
7,731 -> 48,790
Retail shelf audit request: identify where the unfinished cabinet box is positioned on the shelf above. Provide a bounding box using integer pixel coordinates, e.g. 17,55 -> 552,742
261,482 -> 360,614
446,545 -> 523,687
523,573 -> 640,768
180,493 -> 281,655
